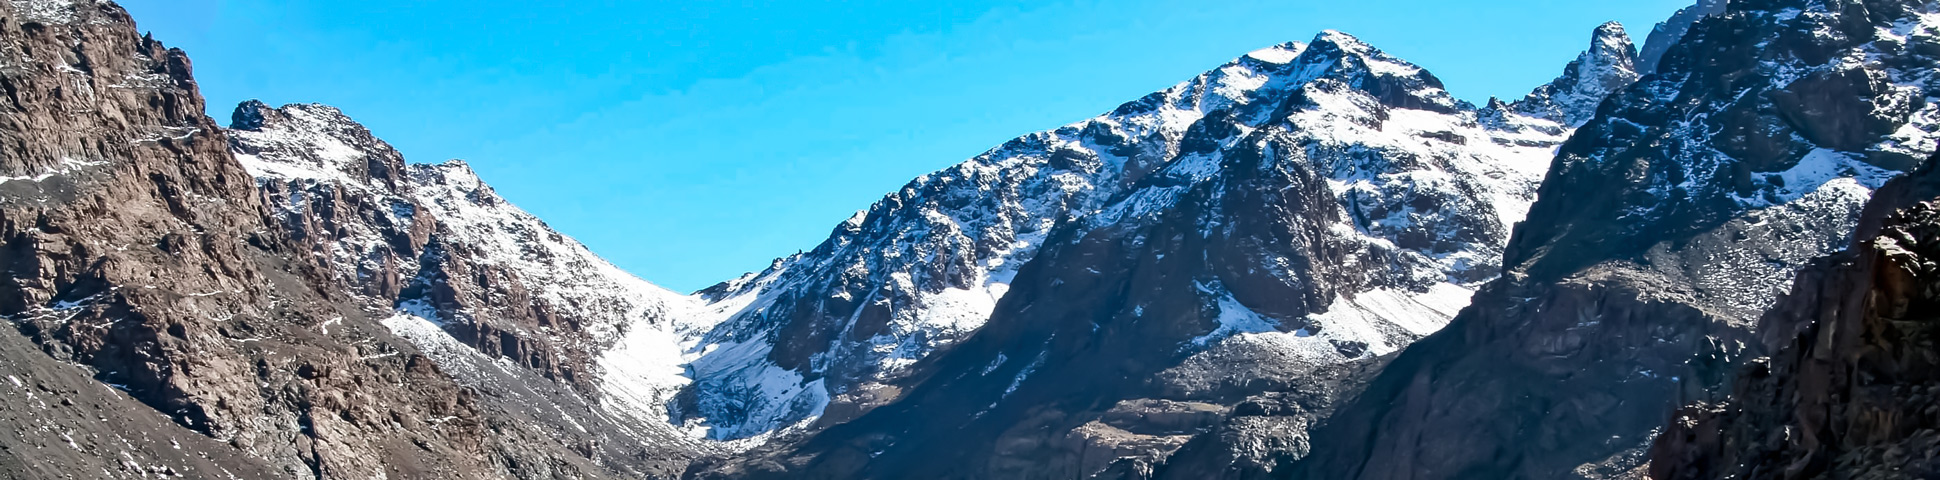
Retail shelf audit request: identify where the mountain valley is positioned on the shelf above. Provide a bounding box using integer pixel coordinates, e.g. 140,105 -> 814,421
0,0 -> 1936,479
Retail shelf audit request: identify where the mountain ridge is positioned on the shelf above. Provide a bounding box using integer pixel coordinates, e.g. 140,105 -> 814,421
10,1 -> 1930,479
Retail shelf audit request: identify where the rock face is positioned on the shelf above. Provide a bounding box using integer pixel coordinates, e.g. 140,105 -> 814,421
1639,0 -> 1728,74
1649,157 -> 1940,480
688,27 -> 1634,480
677,39 -> 1335,442
0,1 -> 503,477
1290,1 -> 1940,479
231,100 -> 716,477
0,1 -> 704,478
1507,22 -> 1642,127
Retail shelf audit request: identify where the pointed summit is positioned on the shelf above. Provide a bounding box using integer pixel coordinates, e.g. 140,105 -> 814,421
1509,21 -> 1641,126
1295,30 -> 1461,113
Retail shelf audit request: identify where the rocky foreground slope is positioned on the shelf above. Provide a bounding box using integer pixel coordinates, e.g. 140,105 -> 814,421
1649,155 -> 1940,480
0,1 -> 612,478
0,1 -> 718,478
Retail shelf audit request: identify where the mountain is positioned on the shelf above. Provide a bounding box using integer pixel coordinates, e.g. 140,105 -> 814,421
232,100 -> 719,477
1649,154 -> 1940,480
0,1 -> 595,477
0,0 -> 718,477
690,26 -> 1638,480
673,23 -> 1643,448
10,0 -> 1940,479
1507,22 -> 1643,127
1290,0 -> 1940,478
671,39 -> 1332,442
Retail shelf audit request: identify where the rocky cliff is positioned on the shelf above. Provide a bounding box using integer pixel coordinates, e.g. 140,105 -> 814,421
1649,154 -> 1940,480
1290,1 -> 1940,479
232,100 -> 719,477
0,1 -> 705,478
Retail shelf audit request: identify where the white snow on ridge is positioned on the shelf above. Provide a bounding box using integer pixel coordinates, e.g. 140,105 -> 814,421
1739,148 -> 1899,207
232,25 -> 1643,448
677,29 -> 1606,440
231,104 -> 387,188
1189,283 -> 1282,347
0,157 -> 104,184
9,0 -> 79,24
676,35 -> 1334,440
1245,44 -> 1302,64
232,102 -> 714,449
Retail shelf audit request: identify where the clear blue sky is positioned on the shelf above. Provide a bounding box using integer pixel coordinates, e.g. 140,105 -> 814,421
120,0 -> 1689,293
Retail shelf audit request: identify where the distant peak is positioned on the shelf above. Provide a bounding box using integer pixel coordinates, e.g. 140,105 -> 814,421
1291,29 -> 1457,113
436,158 -> 474,171
1300,30 -> 1427,77
1639,0 -> 1729,73
1590,22 -> 1635,58
1507,21 -> 1641,126
410,159 -> 487,189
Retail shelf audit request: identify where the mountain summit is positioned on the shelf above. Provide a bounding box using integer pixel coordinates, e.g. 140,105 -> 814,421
1508,21 -> 1643,126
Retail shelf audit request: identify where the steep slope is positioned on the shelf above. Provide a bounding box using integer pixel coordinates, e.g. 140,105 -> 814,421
676,39 -> 1326,441
0,298 -> 283,479
1292,1 -> 1940,479
0,0 -> 622,478
231,100 -> 715,476
674,25 -> 1640,444
1649,156 -> 1940,480
1639,0 -> 1728,74
1508,22 -> 1643,127
1148,24 -> 1642,480
693,27 -> 1634,480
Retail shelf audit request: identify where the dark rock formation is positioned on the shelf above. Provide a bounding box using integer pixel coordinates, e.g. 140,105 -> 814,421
1649,157 -> 1940,480
1639,0 -> 1727,74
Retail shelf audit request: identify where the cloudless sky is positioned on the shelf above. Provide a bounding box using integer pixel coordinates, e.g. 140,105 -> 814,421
120,0 -> 1690,292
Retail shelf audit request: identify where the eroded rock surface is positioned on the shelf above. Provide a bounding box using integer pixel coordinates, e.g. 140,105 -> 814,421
1650,158 -> 1940,480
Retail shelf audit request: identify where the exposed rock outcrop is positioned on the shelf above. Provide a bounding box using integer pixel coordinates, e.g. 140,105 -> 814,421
1639,0 -> 1727,74
1649,157 -> 1940,480
1290,1 -> 1940,479
1504,22 -> 1642,127
232,100 -> 716,478
0,1 -> 698,478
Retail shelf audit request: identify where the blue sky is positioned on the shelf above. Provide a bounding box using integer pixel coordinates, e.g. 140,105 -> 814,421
120,0 -> 1689,292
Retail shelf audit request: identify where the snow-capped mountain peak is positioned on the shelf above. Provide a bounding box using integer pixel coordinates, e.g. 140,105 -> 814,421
1294,30 -> 1462,113
1508,21 -> 1642,126
664,25 -> 1642,446
229,99 -> 411,192
229,101 -> 715,469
